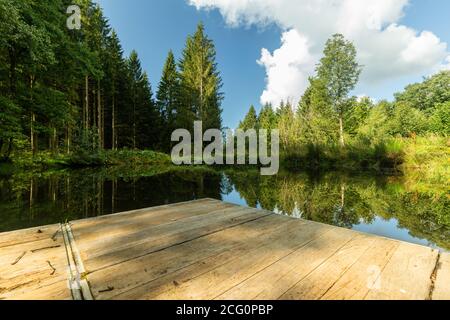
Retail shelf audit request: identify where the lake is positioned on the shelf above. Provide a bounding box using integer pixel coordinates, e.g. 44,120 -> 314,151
0,167 -> 448,252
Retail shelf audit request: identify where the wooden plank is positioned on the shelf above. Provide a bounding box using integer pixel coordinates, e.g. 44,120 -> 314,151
319,237 -> 400,300
432,252 -> 450,300
72,198 -> 217,227
216,227 -> 358,300
0,227 -> 70,300
73,203 -> 247,253
1,200 -> 447,301
113,218 -> 334,300
72,199 -> 233,238
364,242 -> 439,300
0,237 -> 63,270
4,280 -> 72,300
0,224 -> 60,249
88,214 -> 298,299
279,234 -> 376,300
77,206 -> 271,273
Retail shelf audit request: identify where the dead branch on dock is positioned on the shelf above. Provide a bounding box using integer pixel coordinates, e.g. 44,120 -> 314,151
11,251 -> 27,265
47,261 -> 56,275
98,286 -> 114,293
51,230 -> 59,241
31,245 -> 61,253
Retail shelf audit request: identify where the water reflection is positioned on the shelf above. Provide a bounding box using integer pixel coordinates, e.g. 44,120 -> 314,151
0,167 -> 448,251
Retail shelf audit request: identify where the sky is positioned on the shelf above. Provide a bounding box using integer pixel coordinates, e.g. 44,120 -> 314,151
96,0 -> 450,129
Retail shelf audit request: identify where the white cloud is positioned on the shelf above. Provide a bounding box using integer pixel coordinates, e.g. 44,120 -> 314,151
257,29 -> 315,106
188,0 -> 450,106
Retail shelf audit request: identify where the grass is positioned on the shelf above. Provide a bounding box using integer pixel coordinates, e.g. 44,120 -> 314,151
5,149 -> 172,171
400,135 -> 449,185
280,137 -> 405,173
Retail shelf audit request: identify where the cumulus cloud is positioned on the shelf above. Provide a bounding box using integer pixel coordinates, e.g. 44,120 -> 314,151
257,29 -> 315,106
189,0 -> 450,107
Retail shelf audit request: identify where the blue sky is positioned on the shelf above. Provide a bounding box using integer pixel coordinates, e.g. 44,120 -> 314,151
97,0 -> 450,128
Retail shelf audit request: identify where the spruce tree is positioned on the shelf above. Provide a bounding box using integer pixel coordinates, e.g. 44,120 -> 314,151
239,105 -> 258,130
179,23 -> 223,132
157,50 -> 180,151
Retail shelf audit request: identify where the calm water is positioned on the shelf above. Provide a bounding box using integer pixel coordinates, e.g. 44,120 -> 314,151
0,167 -> 448,251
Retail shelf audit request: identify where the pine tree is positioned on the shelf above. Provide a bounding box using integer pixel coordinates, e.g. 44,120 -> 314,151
157,50 -> 180,151
258,104 -> 277,131
125,51 -> 162,149
239,105 -> 258,130
179,23 -> 223,132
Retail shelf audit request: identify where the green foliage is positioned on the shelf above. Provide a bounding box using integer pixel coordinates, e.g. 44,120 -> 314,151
258,104 -> 277,130
298,78 -> 338,144
239,105 -> 258,130
0,96 -> 23,159
395,71 -> 450,113
386,102 -> 429,137
345,97 -> 373,135
429,102 -> 450,135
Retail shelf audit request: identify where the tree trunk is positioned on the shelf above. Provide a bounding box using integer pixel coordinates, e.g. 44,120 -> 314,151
31,112 -> 36,155
53,128 -> 57,154
5,138 -> 13,159
97,79 -> 102,149
85,75 -> 89,130
133,93 -> 136,150
65,126 -> 71,154
30,76 -> 37,156
112,93 -> 116,150
339,114 -> 345,147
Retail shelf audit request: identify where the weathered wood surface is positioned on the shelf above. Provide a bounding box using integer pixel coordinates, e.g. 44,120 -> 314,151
0,198 -> 448,300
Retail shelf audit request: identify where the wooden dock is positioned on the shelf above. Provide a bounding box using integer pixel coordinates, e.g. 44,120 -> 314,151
1,198 -> 449,300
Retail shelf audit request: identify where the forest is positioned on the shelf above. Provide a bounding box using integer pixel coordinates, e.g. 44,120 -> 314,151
0,0 -> 222,165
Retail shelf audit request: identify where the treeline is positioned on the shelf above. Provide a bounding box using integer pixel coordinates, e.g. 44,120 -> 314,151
239,34 -> 449,169
0,0 -> 222,161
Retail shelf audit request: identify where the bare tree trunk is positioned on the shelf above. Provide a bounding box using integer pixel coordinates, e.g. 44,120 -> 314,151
65,126 -> 71,154
31,112 -> 36,155
30,76 -> 37,156
97,79 -> 102,149
53,128 -> 57,154
112,92 -> 116,150
5,138 -> 13,159
339,113 -> 345,147
133,98 -> 136,150
85,75 -> 89,130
